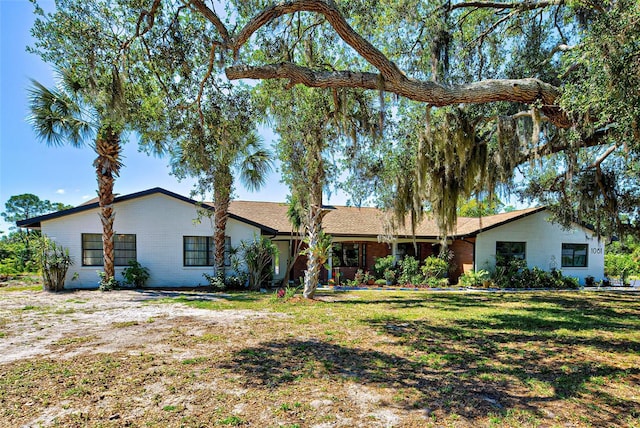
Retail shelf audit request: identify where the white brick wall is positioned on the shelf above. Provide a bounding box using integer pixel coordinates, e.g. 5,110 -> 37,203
475,210 -> 605,284
42,193 -> 260,288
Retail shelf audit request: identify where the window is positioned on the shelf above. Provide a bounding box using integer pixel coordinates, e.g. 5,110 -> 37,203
332,243 -> 361,267
496,241 -> 526,264
562,243 -> 588,267
82,233 -> 136,266
183,236 -> 231,267
397,243 -> 418,261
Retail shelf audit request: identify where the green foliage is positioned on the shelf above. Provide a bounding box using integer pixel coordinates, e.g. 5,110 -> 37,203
238,235 -> 277,291
604,254 -> 639,280
2,194 -> 71,225
1,194 -> 71,274
121,260 -> 150,288
301,231 -> 333,270
459,270 -> 491,288
37,237 -> 73,292
203,273 -> 249,291
272,284 -> 300,302
398,256 -> 422,285
491,258 -> 579,289
457,195 -> 504,217
421,256 -> 449,279
353,269 -> 365,285
98,271 -> 119,292
225,275 -> 249,291
203,273 -> 226,291
0,237 -> 29,275
383,269 -> 396,283
425,277 -> 450,288
373,255 -> 396,279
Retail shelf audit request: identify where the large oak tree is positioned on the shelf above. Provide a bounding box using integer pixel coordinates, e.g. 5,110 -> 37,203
133,0 -> 638,238
31,1 -> 639,283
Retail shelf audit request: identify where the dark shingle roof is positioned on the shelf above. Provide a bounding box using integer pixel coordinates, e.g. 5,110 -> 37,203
227,201 -> 544,238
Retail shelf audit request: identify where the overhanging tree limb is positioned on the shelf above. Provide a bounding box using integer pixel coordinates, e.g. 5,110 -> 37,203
150,0 -> 575,127
226,62 -> 571,127
229,0 -> 405,81
448,0 -> 564,10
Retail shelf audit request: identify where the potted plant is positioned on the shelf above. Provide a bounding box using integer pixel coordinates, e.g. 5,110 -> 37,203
384,269 -> 396,286
365,271 -> 375,285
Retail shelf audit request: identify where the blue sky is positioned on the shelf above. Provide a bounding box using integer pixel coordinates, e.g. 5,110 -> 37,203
0,0 -> 351,234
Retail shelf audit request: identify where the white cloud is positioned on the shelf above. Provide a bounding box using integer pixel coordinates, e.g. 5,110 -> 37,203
55,189 -> 65,195
81,195 -> 91,200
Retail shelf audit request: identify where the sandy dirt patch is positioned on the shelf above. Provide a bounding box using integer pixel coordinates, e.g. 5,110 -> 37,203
0,288 -> 281,364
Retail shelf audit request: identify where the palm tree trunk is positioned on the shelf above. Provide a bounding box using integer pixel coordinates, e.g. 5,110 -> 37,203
94,126 -> 122,281
213,168 -> 233,278
303,204 -> 323,299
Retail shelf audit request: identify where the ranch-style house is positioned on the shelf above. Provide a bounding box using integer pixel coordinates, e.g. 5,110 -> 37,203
17,187 -> 605,288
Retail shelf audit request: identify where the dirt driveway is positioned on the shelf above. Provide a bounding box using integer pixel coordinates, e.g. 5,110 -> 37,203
0,288 -> 278,364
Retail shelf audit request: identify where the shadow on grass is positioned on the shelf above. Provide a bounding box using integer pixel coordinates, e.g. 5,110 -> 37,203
331,293 -> 498,310
222,338 -> 509,418
222,334 -> 639,425
132,290 -> 263,303
363,311 -> 640,418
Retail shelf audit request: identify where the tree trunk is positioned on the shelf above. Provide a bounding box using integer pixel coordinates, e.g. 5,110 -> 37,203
94,126 -> 122,281
302,203 -> 323,299
213,168 -> 232,278
302,168 -> 324,299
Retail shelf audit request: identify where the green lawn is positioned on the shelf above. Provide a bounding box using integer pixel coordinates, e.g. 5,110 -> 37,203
1,289 -> 639,427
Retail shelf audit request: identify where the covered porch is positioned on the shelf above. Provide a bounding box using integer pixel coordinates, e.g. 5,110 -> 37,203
280,237 -> 476,285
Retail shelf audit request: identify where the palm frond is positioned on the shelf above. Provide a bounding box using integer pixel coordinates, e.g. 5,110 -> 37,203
240,148 -> 273,192
27,79 -> 92,147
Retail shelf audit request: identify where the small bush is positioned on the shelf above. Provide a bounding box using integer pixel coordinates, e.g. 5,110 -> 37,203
98,271 -> 119,291
203,273 -> 226,291
373,255 -> 396,278
459,269 -> 490,287
272,284 -> 299,302
383,268 -> 396,284
605,253 -> 639,281
398,256 -> 422,285
225,275 -> 247,290
425,277 -> 449,288
490,258 -> 579,290
237,235 -> 277,291
421,256 -> 449,279
121,260 -> 150,288
38,237 -> 73,292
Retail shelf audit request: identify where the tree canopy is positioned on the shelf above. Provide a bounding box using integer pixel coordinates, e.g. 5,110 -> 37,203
2,194 -> 71,225
31,0 -> 640,239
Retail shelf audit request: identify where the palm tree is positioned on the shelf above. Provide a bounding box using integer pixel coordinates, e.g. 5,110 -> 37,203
180,129 -> 272,277
211,132 -> 272,277
28,69 -> 125,281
